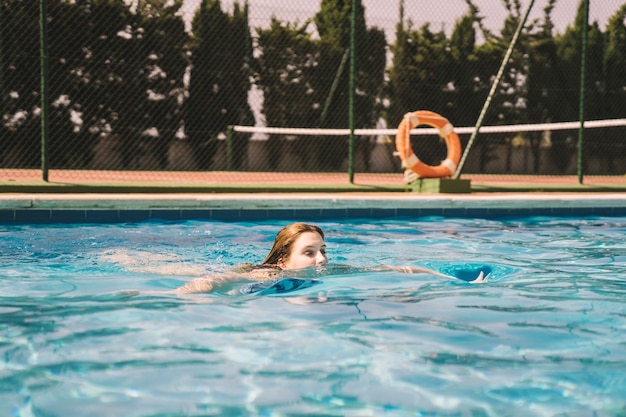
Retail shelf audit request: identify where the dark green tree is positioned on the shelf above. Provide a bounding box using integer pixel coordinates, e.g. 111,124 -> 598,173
134,0 -> 189,169
46,0 -> 188,170
525,0 -> 561,172
492,0 -> 532,125
389,0 -> 458,126
255,19 -> 318,129
604,4 -> 626,119
387,1 -> 417,128
313,0 -> 386,170
1,0 -> 43,167
46,0 -> 142,168
254,19 -> 319,169
185,0 -> 253,170
526,0 -> 560,123
554,0 -> 604,122
445,3 -> 481,127
2,0 -> 189,170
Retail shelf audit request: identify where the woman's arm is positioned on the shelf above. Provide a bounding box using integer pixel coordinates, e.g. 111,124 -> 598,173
382,265 -> 487,284
174,272 -> 246,294
101,249 -> 209,276
174,277 -> 215,294
174,266 -> 284,295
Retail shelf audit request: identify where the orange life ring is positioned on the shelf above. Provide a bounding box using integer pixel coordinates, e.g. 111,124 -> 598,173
395,110 -> 461,178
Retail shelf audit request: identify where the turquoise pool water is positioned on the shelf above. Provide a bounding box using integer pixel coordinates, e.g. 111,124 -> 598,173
1,216 -> 626,416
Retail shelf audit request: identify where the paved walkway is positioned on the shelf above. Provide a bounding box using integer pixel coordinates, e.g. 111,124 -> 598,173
2,170 -> 625,210
1,170 -> 625,193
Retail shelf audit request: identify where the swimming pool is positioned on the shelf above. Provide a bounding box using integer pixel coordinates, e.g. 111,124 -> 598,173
2,215 -> 625,416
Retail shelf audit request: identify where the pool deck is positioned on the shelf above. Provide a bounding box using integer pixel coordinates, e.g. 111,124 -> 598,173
1,190 -> 625,208
1,171 -> 625,221
1,190 -> 625,222
1,171 -> 626,193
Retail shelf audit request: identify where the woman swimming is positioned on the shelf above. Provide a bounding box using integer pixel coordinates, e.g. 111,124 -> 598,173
174,222 -> 486,294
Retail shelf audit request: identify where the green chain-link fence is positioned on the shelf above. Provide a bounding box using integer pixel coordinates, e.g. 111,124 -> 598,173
1,0 -> 625,183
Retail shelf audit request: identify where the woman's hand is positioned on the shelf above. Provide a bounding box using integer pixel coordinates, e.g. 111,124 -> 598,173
468,271 -> 487,284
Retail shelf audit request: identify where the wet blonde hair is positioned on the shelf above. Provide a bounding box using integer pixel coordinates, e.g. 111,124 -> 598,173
262,223 -> 325,268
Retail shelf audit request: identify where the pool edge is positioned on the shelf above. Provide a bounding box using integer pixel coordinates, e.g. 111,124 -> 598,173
1,192 -> 625,223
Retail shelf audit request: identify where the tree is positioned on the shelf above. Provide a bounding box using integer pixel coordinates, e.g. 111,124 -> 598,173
134,0 -> 189,169
1,0 -> 43,167
313,0 -> 386,170
254,19 -> 319,169
526,0 -> 560,124
525,0 -> 561,172
604,4 -> 626,119
255,19 -> 319,129
445,4 -> 480,127
554,0 -> 604,122
185,0 -> 253,170
387,1 -> 418,128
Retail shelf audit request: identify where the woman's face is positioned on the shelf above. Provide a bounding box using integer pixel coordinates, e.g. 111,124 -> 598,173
279,231 -> 328,270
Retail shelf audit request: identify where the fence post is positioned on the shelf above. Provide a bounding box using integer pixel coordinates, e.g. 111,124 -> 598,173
577,0 -> 590,185
40,0 -> 49,181
348,0 -> 356,183
0,4 -> 3,122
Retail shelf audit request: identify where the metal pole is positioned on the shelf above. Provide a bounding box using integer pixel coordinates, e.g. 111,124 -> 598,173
348,0 -> 356,183
453,0 -> 535,179
0,3 -> 4,119
320,48 -> 349,126
226,126 -> 234,171
577,0 -> 590,185
40,0 -> 49,181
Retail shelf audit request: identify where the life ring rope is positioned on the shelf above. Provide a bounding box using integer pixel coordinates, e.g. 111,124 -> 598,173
395,110 -> 462,179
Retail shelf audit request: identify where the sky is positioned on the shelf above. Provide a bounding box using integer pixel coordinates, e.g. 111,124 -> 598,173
180,0 -> 623,39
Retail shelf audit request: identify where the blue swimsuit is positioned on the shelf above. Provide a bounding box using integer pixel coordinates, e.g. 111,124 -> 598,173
239,278 -> 322,295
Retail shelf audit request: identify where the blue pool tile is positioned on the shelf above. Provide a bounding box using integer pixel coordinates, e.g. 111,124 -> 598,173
549,207 -> 574,216
15,209 -> 51,223
180,209 -> 212,220
240,209 -> 270,220
210,210 -> 242,221
86,210 -> 120,223
292,209 -> 323,220
395,208 -> 421,218
417,208 -> 445,218
569,207 -> 591,217
524,208 -> 545,216
51,210 -> 86,223
441,208 -> 468,218
120,210 -> 152,222
151,210 -> 182,221
465,208 -> 490,218
591,207 -> 615,216
506,208 -> 534,217
370,208 -> 397,218
0,210 -> 15,223
320,208 -> 348,219
346,208 -> 373,218
483,208 -> 512,218
260,209 -> 298,220
3,203 -> 625,225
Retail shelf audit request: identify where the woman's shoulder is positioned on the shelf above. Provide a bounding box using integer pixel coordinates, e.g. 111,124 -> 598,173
230,263 -> 283,280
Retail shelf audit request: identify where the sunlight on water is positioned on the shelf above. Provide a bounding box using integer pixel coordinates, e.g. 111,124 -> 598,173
1,216 -> 625,416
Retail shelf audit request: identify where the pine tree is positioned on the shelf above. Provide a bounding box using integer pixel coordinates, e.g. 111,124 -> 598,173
313,0 -> 386,170
604,4 -> 626,119
185,0 -> 253,169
